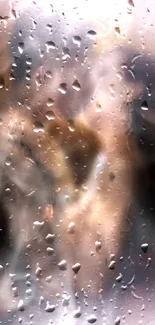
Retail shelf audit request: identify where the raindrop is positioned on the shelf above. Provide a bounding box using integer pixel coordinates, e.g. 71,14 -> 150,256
18,42 -> 24,54
73,307 -> 82,318
26,288 -> 32,296
0,76 -> 5,89
87,314 -> 97,323
72,35 -> 82,47
68,221 -> 76,234
45,233 -> 55,242
62,294 -> 71,307
45,110 -> 55,121
87,30 -> 97,39
108,260 -> 116,270
68,120 -> 75,132
58,83 -> 67,94
116,273 -> 123,282
5,156 -> 12,166
46,41 -> 56,52
95,241 -> 102,253
35,265 -> 42,278
11,8 -> 17,19
72,80 -> 81,91
141,243 -> 148,253
45,70 -> 52,79
115,27 -> 121,35
58,259 -> 67,271
114,316 -> 121,325
45,302 -> 56,312
33,220 -> 45,229
72,263 -> 81,274
33,121 -> 45,133
141,100 -> 148,111
46,247 -> 55,255
47,98 -> 54,107
18,299 -> 25,311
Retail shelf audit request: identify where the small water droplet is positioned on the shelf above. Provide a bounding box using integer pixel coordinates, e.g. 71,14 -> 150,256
45,70 -> 52,79
72,263 -> 81,274
108,260 -> 116,270
33,121 -> 45,133
45,302 -> 56,312
141,100 -> 148,111
45,110 -> 55,121
141,243 -> 148,253
18,42 -> 24,54
72,80 -> 81,91
18,300 -> 25,311
116,273 -> 123,282
35,265 -> 42,277
46,247 -> 55,255
68,120 -> 75,132
87,30 -> 97,39
26,288 -> 32,296
72,35 -> 82,47
45,233 -> 55,242
47,98 -> 54,107
73,307 -> 82,318
0,118 -> 3,125
58,83 -> 67,94
114,316 -> 121,325
62,294 -> 71,307
0,76 -> 5,89
58,260 -> 67,271
33,220 -> 44,228
46,41 -> 56,52
95,241 -> 102,252
68,221 -> 76,234
87,314 -> 97,323
115,27 -> 121,35
5,157 -> 12,166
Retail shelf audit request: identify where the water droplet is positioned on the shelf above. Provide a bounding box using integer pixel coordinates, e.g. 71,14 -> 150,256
18,42 -> 24,54
95,241 -> 102,253
114,316 -> 121,325
35,265 -> 42,277
58,260 -> 67,271
45,302 -> 56,312
141,243 -> 148,253
58,83 -> 67,94
141,100 -> 148,111
33,220 -> 44,228
0,76 -> 5,89
47,98 -> 54,107
62,294 -> 71,307
87,30 -> 97,39
5,157 -> 12,166
68,222 -> 76,234
116,273 -> 123,282
18,300 -> 25,311
115,27 -> 121,35
46,247 -> 55,255
68,120 -> 75,132
45,233 -> 55,242
87,314 -> 97,323
108,260 -> 116,270
72,35 -> 82,47
72,80 -> 81,91
45,110 -> 55,121
0,118 -> 3,125
26,288 -> 32,296
11,8 -> 17,20
46,41 -> 56,52
33,121 -> 45,133
45,70 -> 52,79
72,263 -> 81,274
73,307 -> 82,318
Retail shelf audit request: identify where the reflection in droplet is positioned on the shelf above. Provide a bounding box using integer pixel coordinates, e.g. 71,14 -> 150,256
58,259 -> 67,271
72,80 -> 81,91
18,42 -> 24,54
58,83 -> 67,94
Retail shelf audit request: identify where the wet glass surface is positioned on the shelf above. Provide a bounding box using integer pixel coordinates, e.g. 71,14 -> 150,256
0,0 -> 155,324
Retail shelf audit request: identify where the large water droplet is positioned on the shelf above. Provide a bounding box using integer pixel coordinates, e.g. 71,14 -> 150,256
46,41 -> 56,52
87,30 -> 97,39
45,302 -> 56,312
18,42 -> 24,54
58,83 -> 67,94
72,35 -> 82,47
47,98 -> 54,107
18,300 -> 25,311
87,314 -> 97,323
45,110 -> 55,121
58,260 -> 67,271
141,243 -> 148,253
72,263 -> 81,274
